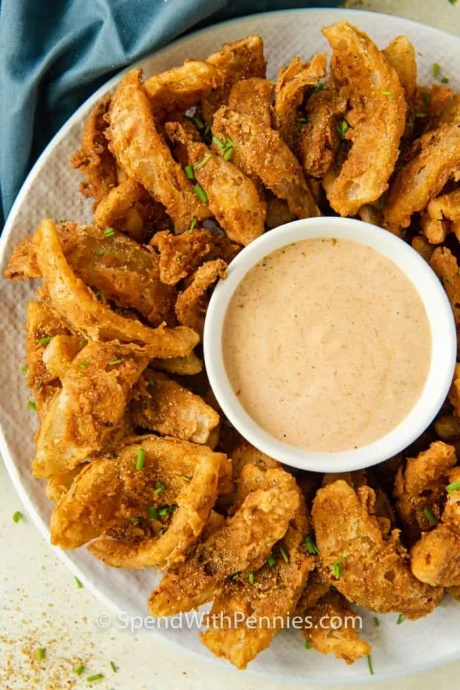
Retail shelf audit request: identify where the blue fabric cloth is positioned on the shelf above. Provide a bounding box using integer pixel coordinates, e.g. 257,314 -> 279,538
0,0 -> 341,226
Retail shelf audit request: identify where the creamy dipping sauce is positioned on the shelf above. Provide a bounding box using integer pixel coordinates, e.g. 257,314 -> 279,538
222,238 -> 432,453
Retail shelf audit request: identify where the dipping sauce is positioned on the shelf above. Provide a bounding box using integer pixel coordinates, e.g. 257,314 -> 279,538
222,238 -> 432,452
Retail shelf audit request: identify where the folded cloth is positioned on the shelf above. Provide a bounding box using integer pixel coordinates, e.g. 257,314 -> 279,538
0,0 -> 340,226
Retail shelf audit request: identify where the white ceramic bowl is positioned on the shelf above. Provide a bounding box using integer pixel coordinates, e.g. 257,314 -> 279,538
204,217 -> 457,473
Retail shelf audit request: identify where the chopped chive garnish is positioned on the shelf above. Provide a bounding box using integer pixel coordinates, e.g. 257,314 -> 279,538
181,475 -> 191,482
87,674 -> 104,683
187,114 -> 205,130
304,640 -> 312,650
74,665 -> 85,675
248,572 -> 255,585
433,62 -> 441,78
188,217 -> 197,232
108,359 -> 123,366
223,146 -> 234,162
194,183 -> 208,202
104,227 -> 115,237
297,117 -> 308,124
231,572 -> 240,581
337,119 -> 349,138
129,516 -> 140,524
184,165 -> 195,180
136,448 -> 145,471
381,90 -> 395,99
39,336 -> 53,345
279,546 -> 289,564
20,364 -> 29,372
422,92 -> 431,106
79,361 -> 90,369
374,616 -> 380,627
194,154 -> 211,171
423,507 -> 437,526
158,527 -> 167,535
110,661 -> 117,673
267,554 -> 276,567
148,378 -> 156,388
212,134 -> 226,149
303,536 -> 319,555
330,559 -> 343,578
311,83 -> 327,96
415,112 -> 428,118
448,0 -> 456,4
148,506 -> 160,521
12,511 -> 23,523
447,480 -> 460,492
153,481 -> 166,495
36,648 -> 46,660
367,654 -> 374,676
27,401 -> 37,412
397,613 -> 405,625
78,341 -> 85,349
441,76 -> 450,84
158,505 -> 174,517
96,249 -> 113,256
75,577 -> 83,588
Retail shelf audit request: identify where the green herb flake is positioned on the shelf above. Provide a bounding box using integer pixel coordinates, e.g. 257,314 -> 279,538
231,572 -> 240,581
194,183 -> 208,202
297,117 -> 308,124
74,665 -> 85,675
75,577 -> 84,589
248,572 -> 255,585
447,480 -> 460,492
188,217 -> 197,232
279,546 -> 289,564
12,511 -> 23,523
36,648 -> 46,661
153,480 -> 166,495
148,506 -> 160,521
191,115 -> 205,130
129,516 -> 140,524
110,661 -> 118,673
422,92 -> 431,106
337,119 -> 349,138
79,361 -> 90,369
158,505 -> 174,517
433,62 -> 441,78
181,475 -> 191,482
184,164 -> 195,180
367,654 -> 375,676
304,640 -> 312,650
330,559 -> 344,579
311,83 -> 327,96
415,112 -> 428,118
441,76 -> 450,84
87,674 -> 104,683
39,336 -> 53,345
27,400 -> 37,412
397,613 -> 405,625
374,616 -> 380,627
20,364 -> 29,372
194,154 -> 211,171
381,90 -> 395,99
136,448 -> 145,471
78,341 -> 85,349
108,359 -> 123,366
448,0 -> 457,6
267,554 -> 276,567
147,378 -> 156,389
104,227 -> 115,237
212,134 -> 226,149
423,507 -> 437,526
303,536 -> 319,555
97,249 -> 113,257
158,527 -> 167,535
223,147 -> 234,162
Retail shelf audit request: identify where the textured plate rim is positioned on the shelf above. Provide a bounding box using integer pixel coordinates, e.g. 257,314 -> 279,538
1,7 -> 460,685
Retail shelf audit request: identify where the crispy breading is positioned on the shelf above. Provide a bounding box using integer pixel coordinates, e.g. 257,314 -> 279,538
420,190 -> 460,245
213,106 -> 319,218
153,352 -> 203,376
107,69 -> 211,232
228,77 -> 274,129
322,22 -> 406,216
299,84 -> 345,179
302,590 -> 371,664
411,467 -> 460,587
384,123 -> 460,230
46,467 -> 82,503
200,492 -> 313,669
382,35 -> 417,102
130,370 -> 219,444
435,93 -> 460,126
231,441 -> 281,480
51,435 -> 226,569
151,228 -> 239,286
265,194 -> 294,228
412,235 -> 435,262
25,300 -> 71,419
149,468 -> 300,616
42,334 -> 82,379
394,441 -> 457,544
429,246 -> 460,327
4,236 -> 40,280
143,60 -> 224,116
202,36 -> 267,124
296,569 -> 330,612
70,95 -> 117,203
274,54 -> 327,150
312,480 -> 443,619
33,341 -> 151,478
449,363 -> 460,418
166,120 -> 266,245
34,219 -> 197,353
175,259 -> 227,336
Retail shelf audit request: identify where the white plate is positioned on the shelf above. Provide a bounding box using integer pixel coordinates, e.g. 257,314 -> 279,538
1,8 -> 460,685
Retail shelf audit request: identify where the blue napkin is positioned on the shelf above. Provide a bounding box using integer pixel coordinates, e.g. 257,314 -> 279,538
0,0 -> 341,226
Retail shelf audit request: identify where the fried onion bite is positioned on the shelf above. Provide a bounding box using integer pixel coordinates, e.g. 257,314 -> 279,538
312,480 -> 443,619
322,21 -> 406,216
175,259 -> 227,336
420,190 -> 460,245
430,246 -> 460,327
50,436 -> 227,570
149,467 -> 300,616
382,35 -> 417,104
